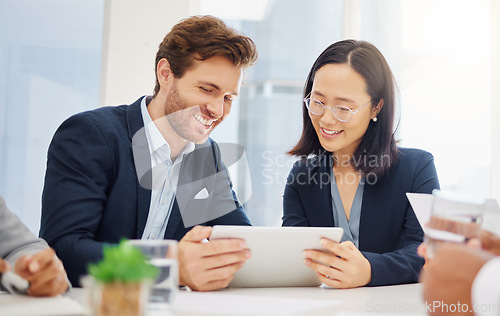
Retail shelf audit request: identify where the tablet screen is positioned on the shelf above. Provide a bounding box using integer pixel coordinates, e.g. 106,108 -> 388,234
210,226 -> 344,287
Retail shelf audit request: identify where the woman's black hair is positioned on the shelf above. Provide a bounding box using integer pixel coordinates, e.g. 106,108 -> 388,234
288,39 -> 399,177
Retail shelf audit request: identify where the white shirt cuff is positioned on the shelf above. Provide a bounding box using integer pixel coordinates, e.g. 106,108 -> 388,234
472,257 -> 500,316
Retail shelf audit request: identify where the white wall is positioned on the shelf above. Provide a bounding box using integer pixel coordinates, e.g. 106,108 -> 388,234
100,0 -> 200,106
492,0 -> 500,201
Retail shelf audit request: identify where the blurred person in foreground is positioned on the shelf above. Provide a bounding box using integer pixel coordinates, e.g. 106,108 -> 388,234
1,196 -> 68,296
420,231 -> 500,316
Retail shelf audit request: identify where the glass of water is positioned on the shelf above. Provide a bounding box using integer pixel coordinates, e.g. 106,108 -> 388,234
425,190 -> 485,258
127,239 -> 178,309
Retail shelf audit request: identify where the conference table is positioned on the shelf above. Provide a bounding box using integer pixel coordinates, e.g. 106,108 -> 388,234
1,283 -> 428,315
160,283 -> 427,315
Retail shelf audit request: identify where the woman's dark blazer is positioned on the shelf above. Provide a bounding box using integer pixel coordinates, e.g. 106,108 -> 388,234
282,148 -> 440,286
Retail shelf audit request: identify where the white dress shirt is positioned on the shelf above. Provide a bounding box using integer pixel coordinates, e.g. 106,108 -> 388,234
139,96 -> 194,240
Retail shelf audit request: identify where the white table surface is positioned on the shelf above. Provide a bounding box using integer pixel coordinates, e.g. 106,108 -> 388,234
64,283 -> 426,316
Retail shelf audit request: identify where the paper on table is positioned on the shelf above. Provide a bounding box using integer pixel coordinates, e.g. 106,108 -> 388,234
482,199 -> 500,233
406,192 -> 500,234
406,193 -> 433,230
0,293 -> 87,316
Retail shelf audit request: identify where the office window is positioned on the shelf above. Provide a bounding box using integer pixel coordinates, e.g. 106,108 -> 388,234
0,0 -> 104,233
205,0 -> 344,226
397,0 -> 491,196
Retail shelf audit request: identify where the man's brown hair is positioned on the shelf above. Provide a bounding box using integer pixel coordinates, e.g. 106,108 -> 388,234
153,15 -> 258,97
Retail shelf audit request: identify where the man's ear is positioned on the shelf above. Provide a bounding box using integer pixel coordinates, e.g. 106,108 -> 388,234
372,98 -> 384,119
157,58 -> 173,86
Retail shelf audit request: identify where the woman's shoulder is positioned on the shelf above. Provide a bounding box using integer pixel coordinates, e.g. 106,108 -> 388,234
390,147 -> 436,175
397,147 -> 435,162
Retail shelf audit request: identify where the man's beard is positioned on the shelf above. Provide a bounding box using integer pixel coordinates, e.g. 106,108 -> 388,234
164,80 -> 188,116
163,81 -> 222,144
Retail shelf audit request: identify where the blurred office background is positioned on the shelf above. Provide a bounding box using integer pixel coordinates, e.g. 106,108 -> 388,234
1,0 -> 499,233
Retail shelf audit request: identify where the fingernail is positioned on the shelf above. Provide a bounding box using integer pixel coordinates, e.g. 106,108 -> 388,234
321,239 -> 328,246
245,250 -> 252,258
304,251 -> 311,257
239,241 -> 247,248
305,259 -> 311,266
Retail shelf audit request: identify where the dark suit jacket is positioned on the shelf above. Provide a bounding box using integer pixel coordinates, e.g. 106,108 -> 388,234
282,148 -> 439,286
40,97 -> 251,286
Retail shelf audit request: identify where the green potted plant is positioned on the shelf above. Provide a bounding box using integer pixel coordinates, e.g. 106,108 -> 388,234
84,240 -> 158,316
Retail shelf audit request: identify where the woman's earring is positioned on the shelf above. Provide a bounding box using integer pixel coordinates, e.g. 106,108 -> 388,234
372,117 -> 378,122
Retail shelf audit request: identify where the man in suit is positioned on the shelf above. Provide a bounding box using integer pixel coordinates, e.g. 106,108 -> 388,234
40,15 -> 257,291
1,196 -> 68,296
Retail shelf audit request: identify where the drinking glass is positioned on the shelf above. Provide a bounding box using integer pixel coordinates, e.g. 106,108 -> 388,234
127,239 -> 178,309
425,190 -> 485,258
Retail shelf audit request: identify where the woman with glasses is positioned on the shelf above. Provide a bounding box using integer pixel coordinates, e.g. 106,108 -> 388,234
282,40 -> 439,288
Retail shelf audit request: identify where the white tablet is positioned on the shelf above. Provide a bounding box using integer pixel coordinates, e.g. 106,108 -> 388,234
209,225 -> 344,287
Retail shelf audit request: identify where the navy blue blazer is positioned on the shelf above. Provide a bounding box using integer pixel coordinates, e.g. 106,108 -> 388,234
40,97 -> 251,286
282,148 -> 439,286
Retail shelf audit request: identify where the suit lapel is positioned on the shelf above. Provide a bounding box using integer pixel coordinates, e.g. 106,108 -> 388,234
164,201 -> 182,239
318,155 -> 335,227
307,154 -> 334,227
358,177 -> 376,249
164,143 -> 211,237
